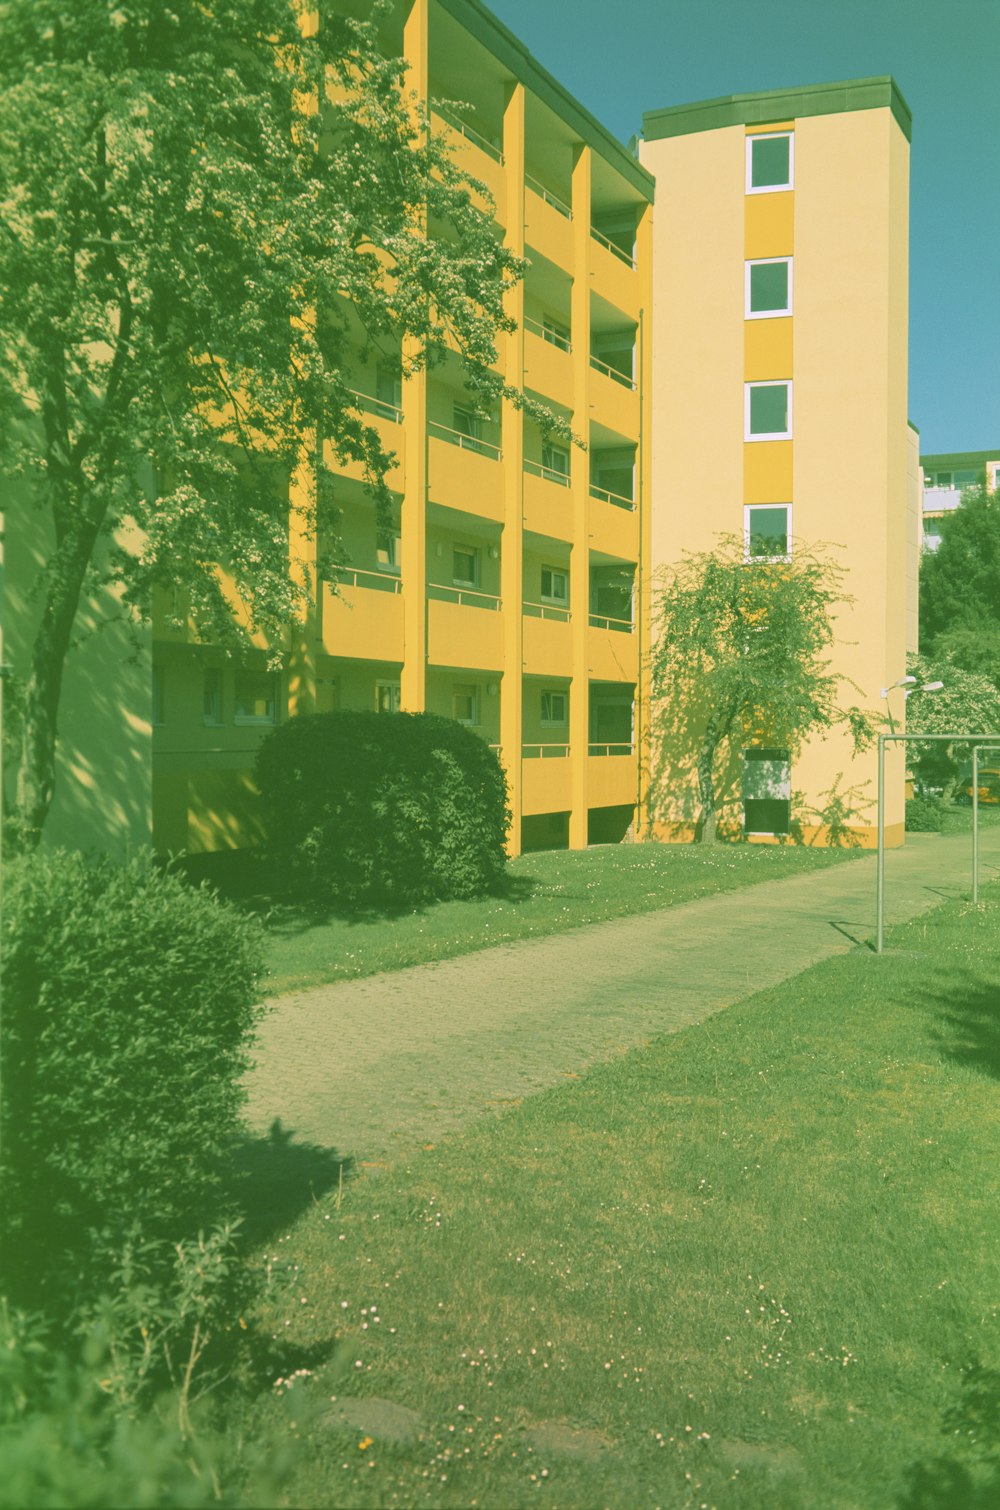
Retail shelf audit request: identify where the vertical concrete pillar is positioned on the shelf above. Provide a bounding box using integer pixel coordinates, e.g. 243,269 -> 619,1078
569,143 -> 592,849
400,0 -> 429,712
635,201 -> 654,837
500,81 -> 526,855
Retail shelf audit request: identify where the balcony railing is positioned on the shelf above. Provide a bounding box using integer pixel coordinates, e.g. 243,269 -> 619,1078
590,226 -> 636,269
525,174 -> 572,219
348,388 -> 403,424
525,458 -> 571,488
428,418 -> 501,460
523,742 -> 570,759
590,484 -> 635,511
589,742 -> 635,757
588,612 -> 633,633
589,354 -> 636,391
436,105 -> 504,163
427,582 -> 501,611
334,566 -> 403,595
524,600 -> 571,622
525,315 -> 572,354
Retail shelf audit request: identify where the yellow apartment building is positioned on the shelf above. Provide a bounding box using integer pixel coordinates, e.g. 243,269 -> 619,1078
640,79 -> 919,846
149,0 -> 654,859
920,448 -> 1000,551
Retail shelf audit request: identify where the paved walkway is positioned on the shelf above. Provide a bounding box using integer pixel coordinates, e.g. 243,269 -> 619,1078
244,827 -> 1000,1164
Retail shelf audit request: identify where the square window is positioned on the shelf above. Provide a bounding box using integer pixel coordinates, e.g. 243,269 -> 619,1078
452,684 -> 480,725
745,505 -> 791,559
454,403 -> 482,441
453,545 -> 479,587
746,258 -> 792,318
746,381 -> 792,440
541,689 -> 568,726
203,668 -> 223,725
375,680 -> 401,714
540,565 -> 568,604
234,671 -> 278,724
542,441 -> 570,477
746,132 -> 793,193
743,748 -> 791,834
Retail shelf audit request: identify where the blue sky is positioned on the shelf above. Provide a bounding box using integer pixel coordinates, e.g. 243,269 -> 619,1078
487,0 -> 999,456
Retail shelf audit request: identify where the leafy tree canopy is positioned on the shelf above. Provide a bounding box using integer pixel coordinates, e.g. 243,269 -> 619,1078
0,0 -> 559,843
649,536 -> 874,842
920,484 -> 1000,651
904,651 -> 1000,796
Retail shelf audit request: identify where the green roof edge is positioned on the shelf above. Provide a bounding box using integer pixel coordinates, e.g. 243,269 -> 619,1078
920,449 -> 1000,469
642,77 -> 912,144
436,0 -> 655,199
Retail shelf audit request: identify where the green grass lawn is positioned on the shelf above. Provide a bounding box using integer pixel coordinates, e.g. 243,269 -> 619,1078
254,841 -> 863,996
224,882 -> 1000,1509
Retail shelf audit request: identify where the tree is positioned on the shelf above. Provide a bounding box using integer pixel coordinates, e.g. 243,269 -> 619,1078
921,484 -> 1000,657
0,0 -> 562,847
904,652 -> 1000,798
649,536 -> 874,843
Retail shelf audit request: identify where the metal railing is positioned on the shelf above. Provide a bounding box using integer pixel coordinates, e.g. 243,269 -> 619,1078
589,483 -> 635,511
435,105 -> 504,163
428,418 -> 501,460
427,582 -> 501,611
333,566 -> 404,594
524,600 -> 571,622
588,612 -> 633,633
525,315 -> 572,353
347,387 -> 403,424
523,742 -> 570,759
589,354 -> 636,391
590,226 -> 636,269
525,458 -> 571,488
525,173 -> 572,219
588,742 -> 635,757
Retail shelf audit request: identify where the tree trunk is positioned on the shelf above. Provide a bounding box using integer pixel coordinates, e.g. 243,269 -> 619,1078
695,737 -> 718,844
13,507 -> 107,849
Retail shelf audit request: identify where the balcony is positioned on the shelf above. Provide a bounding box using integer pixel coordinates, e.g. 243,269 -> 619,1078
587,623 -> 637,682
427,585 -> 503,671
320,570 -> 404,663
524,175 -> 574,269
523,606 -> 572,678
430,108 -> 506,223
589,357 -> 638,435
587,750 -> 637,809
428,421 -> 504,522
589,226 -> 638,315
521,746 -> 572,816
523,463 -> 574,542
524,320 -> 574,406
327,399 -> 404,490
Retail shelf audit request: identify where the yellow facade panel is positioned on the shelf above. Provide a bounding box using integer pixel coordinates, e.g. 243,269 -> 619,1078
744,317 -> 793,380
589,238 -> 640,318
523,190 -> 574,269
522,471 -> 574,542
521,755 -> 573,815
430,112 -> 506,222
743,440 -> 793,503
522,329 -> 574,409
320,582 -> 404,663
587,754 -> 637,809
586,625 -> 638,682
589,365 -> 640,438
587,499 -> 641,559
744,192 -> 794,260
522,614 -> 573,678
428,438 -> 505,521
426,598 -> 504,671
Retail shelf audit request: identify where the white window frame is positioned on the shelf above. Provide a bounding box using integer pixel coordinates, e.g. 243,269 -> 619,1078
744,504 -> 792,562
745,257 -> 793,319
202,667 -> 224,726
540,564 -> 569,605
234,670 -> 279,725
541,440 -> 570,477
540,688 -> 569,727
453,403 -> 483,441
375,680 -> 401,714
745,381 -> 792,441
452,543 -> 480,588
745,131 -> 794,195
452,683 -> 480,726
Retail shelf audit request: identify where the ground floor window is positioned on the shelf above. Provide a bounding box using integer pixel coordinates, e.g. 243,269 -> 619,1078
234,670 -> 279,725
375,680 -> 401,714
743,747 -> 791,834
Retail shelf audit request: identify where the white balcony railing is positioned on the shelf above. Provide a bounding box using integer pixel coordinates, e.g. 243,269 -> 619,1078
334,566 -> 403,595
436,105 -> 504,164
590,226 -> 636,269
525,174 -> 572,219
428,418 -> 501,461
525,458 -> 571,488
427,582 -> 501,611
589,354 -> 636,391
523,742 -> 570,759
525,315 -> 572,354
589,742 -> 635,757
588,612 -> 633,633
348,388 -> 403,424
590,483 -> 635,511
524,600 -> 571,622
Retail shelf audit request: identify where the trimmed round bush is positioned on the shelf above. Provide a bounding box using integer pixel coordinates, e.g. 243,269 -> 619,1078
905,795 -> 945,832
1,851 -> 265,1275
255,710 -> 510,907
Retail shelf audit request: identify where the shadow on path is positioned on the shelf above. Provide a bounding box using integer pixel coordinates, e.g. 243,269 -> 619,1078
226,1118 -> 354,1245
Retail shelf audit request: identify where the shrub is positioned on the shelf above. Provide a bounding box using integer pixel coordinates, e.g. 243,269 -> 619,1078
256,711 -> 510,907
906,795 -> 945,832
1,852 -> 266,1299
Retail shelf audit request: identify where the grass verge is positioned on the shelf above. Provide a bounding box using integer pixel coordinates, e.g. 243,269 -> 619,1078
227,883 -> 1000,1509
252,841 -> 863,996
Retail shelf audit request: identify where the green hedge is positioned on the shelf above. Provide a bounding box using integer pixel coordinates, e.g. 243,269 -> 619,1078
1,852 -> 265,1292
255,711 -> 510,907
905,795 -> 945,832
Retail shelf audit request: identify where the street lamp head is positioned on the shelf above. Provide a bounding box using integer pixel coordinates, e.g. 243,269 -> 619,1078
880,675 -> 917,697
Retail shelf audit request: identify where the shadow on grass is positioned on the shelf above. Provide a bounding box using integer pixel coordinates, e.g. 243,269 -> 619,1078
226,1118 -> 355,1246
171,848 -> 539,932
918,971 -> 1000,1082
897,1363 -> 1000,1508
